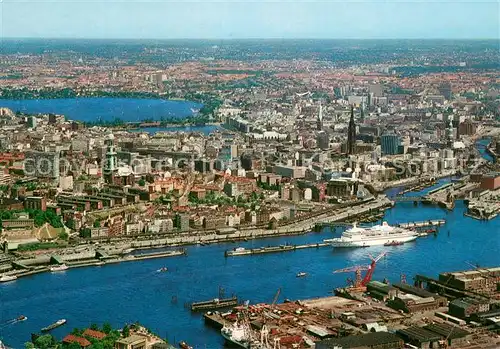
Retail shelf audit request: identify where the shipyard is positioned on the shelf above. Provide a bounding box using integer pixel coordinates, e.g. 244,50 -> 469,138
202,264 -> 500,349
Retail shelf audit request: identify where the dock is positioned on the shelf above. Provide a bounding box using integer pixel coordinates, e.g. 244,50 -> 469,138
397,219 -> 446,229
224,242 -> 329,257
203,311 -> 232,329
191,297 -> 238,311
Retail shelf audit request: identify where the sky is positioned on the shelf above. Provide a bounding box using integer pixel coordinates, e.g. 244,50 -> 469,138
0,0 -> 498,39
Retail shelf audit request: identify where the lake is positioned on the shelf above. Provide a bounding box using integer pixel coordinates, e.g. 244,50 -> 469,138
0,98 -> 202,123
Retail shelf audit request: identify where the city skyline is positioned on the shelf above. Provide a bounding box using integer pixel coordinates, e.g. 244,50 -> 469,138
0,0 -> 498,40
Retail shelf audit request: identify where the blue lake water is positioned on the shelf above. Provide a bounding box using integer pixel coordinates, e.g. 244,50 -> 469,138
0,98 -> 201,123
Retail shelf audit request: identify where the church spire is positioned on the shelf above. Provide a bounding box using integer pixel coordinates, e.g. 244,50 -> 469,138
317,102 -> 323,130
347,105 -> 356,155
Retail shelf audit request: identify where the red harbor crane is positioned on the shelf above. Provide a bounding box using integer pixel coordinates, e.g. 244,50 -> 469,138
333,252 -> 387,290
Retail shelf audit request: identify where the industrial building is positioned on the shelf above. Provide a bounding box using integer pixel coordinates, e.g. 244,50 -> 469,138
316,331 -> 404,349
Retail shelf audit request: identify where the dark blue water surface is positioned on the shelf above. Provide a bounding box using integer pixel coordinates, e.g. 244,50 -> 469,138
0,98 -> 201,122
476,138 -> 495,162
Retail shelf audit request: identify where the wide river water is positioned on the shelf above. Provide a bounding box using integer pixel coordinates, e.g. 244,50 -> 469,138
1,176 -> 498,348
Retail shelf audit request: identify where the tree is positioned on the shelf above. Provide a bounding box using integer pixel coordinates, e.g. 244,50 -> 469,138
67,342 -> 83,349
80,228 -> 91,238
93,220 -> 101,228
34,334 -> 54,349
90,323 -> 99,330
102,322 -> 112,334
24,343 -> 35,349
59,231 -> 69,240
138,178 -> 146,186
71,327 -> 83,336
122,325 -> 130,337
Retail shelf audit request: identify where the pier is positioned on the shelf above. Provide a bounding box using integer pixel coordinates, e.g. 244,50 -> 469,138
397,219 -> 446,229
191,297 -> 238,311
203,311 -> 231,329
224,242 -> 329,257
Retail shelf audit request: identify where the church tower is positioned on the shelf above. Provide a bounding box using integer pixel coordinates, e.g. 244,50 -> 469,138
317,102 -> 323,130
446,116 -> 454,148
347,105 -> 356,155
104,132 -> 118,184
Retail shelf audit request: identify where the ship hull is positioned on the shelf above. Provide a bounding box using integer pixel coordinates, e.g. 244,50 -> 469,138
331,235 -> 417,248
221,330 -> 249,349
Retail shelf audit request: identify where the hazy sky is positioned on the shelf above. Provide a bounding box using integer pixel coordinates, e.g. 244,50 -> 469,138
0,0 -> 498,39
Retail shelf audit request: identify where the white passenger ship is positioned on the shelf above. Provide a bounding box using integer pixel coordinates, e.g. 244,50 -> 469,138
326,222 -> 418,248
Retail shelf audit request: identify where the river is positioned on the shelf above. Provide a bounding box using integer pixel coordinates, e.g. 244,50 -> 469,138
1,175 -> 498,348
0,98 -> 201,123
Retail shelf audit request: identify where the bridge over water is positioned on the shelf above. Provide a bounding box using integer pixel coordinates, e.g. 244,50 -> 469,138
390,195 -> 432,203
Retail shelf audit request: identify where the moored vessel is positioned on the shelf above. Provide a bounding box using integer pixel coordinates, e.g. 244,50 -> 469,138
49,264 -> 68,272
41,319 -> 66,332
0,274 -> 17,283
328,222 -> 417,248
179,341 -> 193,349
221,322 -> 266,349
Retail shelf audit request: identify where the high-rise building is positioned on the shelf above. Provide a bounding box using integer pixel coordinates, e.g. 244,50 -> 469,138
103,133 -> 118,184
317,131 -> 329,149
27,116 -> 37,129
347,105 -> 356,155
360,104 -> 365,123
380,134 -> 401,155
438,82 -> 452,100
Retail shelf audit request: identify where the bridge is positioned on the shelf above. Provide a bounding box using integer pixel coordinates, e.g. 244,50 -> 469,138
391,195 -> 432,203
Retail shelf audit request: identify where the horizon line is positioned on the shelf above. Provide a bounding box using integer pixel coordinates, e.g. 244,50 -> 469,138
1,37 -> 498,41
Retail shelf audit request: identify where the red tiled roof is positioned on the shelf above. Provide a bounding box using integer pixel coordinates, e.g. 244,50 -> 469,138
62,334 -> 92,347
83,328 -> 107,340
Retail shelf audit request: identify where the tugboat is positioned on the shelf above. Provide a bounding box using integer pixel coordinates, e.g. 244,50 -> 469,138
296,272 -> 307,278
384,240 -> 404,246
179,341 -> 193,349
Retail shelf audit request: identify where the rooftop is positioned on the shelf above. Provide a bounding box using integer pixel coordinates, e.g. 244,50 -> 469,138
316,332 -> 403,349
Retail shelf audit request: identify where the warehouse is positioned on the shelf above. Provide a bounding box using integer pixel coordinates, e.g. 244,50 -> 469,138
315,331 -> 404,349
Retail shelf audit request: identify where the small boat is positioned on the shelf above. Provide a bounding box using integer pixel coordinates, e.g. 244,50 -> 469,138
179,341 -> 193,349
95,261 -> 105,266
49,264 -> 68,272
296,272 -> 307,278
41,319 -> 66,332
0,274 -> 17,283
157,267 -> 168,273
384,241 -> 404,246
17,315 -> 27,322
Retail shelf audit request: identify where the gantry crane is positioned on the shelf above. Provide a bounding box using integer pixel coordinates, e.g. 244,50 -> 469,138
333,252 -> 387,290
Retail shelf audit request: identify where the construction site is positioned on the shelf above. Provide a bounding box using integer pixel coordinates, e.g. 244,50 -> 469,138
204,256 -> 500,349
